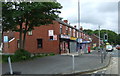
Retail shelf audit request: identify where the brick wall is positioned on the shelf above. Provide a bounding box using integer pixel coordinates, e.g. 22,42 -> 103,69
90,34 -> 99,47
3,21 -> 60,54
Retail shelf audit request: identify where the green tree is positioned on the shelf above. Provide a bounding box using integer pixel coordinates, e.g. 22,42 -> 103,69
2,2 -> 62,49
84,29 -> 118,45
83,29 -> 93,35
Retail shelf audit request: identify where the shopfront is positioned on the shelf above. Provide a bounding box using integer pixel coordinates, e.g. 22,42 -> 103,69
59,34 -> 70,54
76,38 -> 83,53
81,41 -> 91,53
69,37 -> 77,53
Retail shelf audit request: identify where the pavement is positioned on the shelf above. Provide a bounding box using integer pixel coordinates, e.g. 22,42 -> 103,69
1,50 -> 111,75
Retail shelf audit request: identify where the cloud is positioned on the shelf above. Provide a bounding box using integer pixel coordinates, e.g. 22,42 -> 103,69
57,0 -> 118,33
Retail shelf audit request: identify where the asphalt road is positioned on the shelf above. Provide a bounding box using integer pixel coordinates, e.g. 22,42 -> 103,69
2,50 -> 110,75
88,50 -> 119,76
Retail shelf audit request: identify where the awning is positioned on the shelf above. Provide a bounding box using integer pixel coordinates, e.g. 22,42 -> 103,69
76,38 -> 82,43
81,41 -> 91,44
70,37 -> 77,40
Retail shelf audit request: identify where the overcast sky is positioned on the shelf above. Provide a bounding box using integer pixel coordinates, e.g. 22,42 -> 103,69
57,0 -> 119,33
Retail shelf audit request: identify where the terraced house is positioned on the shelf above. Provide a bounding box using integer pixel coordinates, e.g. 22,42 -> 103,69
3,19 -> 92,54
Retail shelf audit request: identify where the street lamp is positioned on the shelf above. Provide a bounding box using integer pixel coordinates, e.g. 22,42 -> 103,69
78,0 -> 80,29
98,25 -> 101,49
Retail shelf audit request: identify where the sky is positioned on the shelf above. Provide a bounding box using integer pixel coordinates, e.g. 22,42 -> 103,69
57,0 -> 119,34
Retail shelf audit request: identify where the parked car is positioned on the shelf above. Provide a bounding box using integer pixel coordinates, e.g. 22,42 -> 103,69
116,45 -> 120,50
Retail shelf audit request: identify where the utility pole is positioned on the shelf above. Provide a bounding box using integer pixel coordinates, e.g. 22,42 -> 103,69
78,0 -> 80,29
98,25 -> 101,49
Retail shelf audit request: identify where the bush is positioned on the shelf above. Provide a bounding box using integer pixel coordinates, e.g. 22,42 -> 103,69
2,55 -> 14,62
14,49 -> 31,61
49,53 -> 55,56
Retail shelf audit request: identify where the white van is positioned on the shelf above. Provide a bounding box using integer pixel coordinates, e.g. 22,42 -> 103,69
106,45 -> 113,52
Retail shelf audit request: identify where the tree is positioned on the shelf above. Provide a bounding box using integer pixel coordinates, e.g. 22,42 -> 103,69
83,29 -> 93,35
2,2 -> 62,49
84,29 -> 118,45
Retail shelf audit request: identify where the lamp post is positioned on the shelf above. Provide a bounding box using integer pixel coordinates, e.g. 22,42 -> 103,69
98,25 -> 101,49
78,0 -> 80,29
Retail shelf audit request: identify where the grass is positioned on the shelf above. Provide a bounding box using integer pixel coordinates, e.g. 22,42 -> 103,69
2,53 -> 55,63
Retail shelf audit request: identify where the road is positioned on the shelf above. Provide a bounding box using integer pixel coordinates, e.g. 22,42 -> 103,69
88,50 -> 119,76
2,50 -> 110,75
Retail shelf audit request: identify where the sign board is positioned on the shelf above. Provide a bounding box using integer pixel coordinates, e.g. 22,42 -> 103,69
4,36 -> 8,43
70,37 -> 77,40
82,41 -> 90,44
60,34 -> 70,39
77,38 -> 82,43
53,35 -> 57,40
48,30 -> 54,36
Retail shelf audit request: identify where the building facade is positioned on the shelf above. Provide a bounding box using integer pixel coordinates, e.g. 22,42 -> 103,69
3,19 -> 92,54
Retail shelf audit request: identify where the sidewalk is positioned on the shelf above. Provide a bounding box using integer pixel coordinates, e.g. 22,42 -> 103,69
2,50 -> 111,74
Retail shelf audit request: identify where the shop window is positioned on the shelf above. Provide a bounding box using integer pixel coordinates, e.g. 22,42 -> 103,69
37,39 -> 42,48
28,31 -> 32,35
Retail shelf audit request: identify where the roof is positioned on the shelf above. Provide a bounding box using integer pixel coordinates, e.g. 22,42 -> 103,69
55,18 -> 83,33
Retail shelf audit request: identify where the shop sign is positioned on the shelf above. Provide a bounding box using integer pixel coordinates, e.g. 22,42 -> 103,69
53,35 -> 57,40
70,37 -> 77,40
82,41 -> 90,43
4,36 -> 8,43
77,38 -> 82,43
48,30 -> 54,36
60,34 -> 70,39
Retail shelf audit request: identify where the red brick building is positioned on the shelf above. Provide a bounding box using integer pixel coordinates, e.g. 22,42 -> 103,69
3,19 -> 92,54
90,34 -> 103,48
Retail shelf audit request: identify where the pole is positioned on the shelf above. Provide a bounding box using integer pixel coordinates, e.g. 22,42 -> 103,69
78,0 -> 80,29
8,56 -> 13,74
98,25 -> 100,49
72,55 -> 75,72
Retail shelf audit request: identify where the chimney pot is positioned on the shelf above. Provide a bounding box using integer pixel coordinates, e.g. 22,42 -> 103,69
74,25 -> 76,28
63,20 -> 68,23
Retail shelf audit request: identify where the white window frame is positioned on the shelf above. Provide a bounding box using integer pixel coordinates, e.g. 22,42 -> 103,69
28,31 -> 33,35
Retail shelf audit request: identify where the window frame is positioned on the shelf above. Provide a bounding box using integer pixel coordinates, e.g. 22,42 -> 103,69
37,39 -> 43,48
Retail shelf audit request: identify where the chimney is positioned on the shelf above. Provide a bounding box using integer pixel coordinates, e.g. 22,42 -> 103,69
80,26 -> 83,30
74,25 -> 76,28
63,20 -> 68,23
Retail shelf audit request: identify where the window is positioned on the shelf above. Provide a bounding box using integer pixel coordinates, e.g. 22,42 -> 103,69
66,26 -> 68,35
77,32 -> 78,38
79,32 -> 81,38
17,39 -> 20,48
73,29 -> 75,37
60,24 -> 62,34
37,39 -> 42,48
69,28 -> 71,36
50,36 -> 53,40
28,31 -> 32,35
